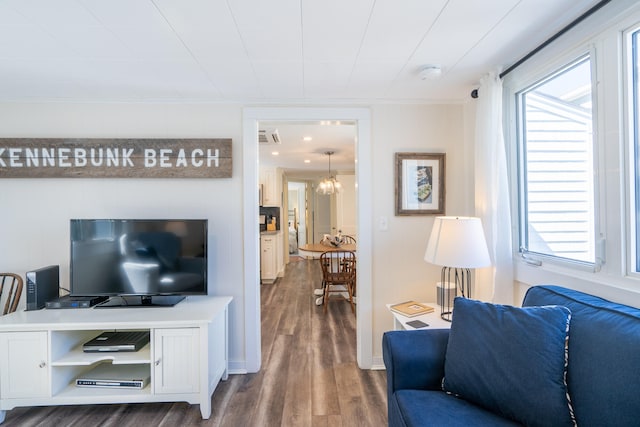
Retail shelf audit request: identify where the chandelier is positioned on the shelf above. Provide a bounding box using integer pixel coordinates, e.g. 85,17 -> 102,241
317,151 -> 342,195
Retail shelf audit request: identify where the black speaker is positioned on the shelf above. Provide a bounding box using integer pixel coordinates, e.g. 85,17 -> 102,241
26,265 -> 60,311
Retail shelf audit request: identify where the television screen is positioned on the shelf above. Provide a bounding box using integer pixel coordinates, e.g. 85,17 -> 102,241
70,219 -> 208,300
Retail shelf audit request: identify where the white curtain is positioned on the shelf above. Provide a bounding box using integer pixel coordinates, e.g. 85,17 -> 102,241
474,72 -> 514,305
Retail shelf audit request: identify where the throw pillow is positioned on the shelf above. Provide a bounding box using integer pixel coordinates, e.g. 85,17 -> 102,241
442,297 -> 576,427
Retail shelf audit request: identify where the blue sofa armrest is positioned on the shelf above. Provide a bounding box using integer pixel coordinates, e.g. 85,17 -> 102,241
382,329 -> 450,394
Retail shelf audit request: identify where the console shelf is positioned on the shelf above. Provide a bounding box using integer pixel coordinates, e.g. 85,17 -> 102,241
54,382 -> 152,399
0,296 -> 231,424
52,342 -> 152,366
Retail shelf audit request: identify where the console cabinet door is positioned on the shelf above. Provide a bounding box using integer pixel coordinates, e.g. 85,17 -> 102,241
0,331 -> 49,399
153,328 -> 199,394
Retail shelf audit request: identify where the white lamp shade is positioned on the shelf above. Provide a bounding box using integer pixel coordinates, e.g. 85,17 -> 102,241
424,216 -> 491,268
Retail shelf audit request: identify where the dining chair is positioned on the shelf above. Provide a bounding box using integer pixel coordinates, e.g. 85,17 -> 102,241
340,236 -> 356,297
1,273 -> 24,315
342,235 -> 357,245
319,250 -> 356,314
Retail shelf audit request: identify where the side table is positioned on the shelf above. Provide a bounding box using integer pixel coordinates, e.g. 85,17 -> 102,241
386,302 -> 452,330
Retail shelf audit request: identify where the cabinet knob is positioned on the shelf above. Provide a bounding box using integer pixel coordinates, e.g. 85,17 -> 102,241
155,358 -> 161,366
38,361 -> 46,368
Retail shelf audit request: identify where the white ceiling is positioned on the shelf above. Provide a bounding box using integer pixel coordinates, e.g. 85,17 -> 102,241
0,0 -> 603,171
258,120 -> 357,172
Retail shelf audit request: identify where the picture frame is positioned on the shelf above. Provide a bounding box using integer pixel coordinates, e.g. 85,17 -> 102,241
395,152 -> 445,216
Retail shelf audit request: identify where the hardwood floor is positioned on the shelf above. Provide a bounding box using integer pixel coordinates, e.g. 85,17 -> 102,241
2,259 -> 387,427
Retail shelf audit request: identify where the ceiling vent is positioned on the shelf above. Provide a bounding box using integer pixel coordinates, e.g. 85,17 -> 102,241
258,128 -> 281,144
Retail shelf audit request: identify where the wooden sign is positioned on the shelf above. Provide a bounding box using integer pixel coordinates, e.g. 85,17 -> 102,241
0,138 -> 232,178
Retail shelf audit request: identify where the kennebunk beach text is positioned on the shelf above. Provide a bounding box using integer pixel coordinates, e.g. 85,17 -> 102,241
0,147 -> 220,168
0,138 -> 232,179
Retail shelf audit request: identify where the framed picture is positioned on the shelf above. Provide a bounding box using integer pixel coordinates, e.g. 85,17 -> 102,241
395,152 -> 445,216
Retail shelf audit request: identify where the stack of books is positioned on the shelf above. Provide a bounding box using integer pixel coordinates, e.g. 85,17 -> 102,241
390,301 -> 434,317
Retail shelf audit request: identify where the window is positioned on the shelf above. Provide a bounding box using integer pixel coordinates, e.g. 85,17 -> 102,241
517,56 -> 595,265
632,29 -> 640,271
504,3 -> 640,292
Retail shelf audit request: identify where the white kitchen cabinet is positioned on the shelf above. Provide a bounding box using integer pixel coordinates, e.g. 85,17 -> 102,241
261,231 -> 285,284
260,167 -> 281,206
0,296 -> 231,424
275,232 -> 283,278
261,233 -> 277,283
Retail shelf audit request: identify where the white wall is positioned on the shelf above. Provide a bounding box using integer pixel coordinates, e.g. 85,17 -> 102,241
0,101 -> 473,370
336,174 -> 356,237
370,104 -> 468,364
0,102 -> 248,370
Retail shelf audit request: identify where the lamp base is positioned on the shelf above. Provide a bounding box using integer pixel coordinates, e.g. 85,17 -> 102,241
439,267 -> 472,322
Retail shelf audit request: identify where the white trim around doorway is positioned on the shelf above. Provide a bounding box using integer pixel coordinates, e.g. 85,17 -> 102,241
242,107 -> 373,371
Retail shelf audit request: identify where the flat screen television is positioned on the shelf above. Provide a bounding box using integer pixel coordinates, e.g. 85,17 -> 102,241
70,219 -> 208,307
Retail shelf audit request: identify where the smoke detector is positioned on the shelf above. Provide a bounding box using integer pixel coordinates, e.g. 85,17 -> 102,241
420,65 -> 442,80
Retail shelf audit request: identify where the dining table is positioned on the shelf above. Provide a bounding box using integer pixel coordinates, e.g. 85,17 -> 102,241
298,243 -> 357,259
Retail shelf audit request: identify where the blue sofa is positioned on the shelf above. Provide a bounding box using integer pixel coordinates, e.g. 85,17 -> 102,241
383,285 -> 640,427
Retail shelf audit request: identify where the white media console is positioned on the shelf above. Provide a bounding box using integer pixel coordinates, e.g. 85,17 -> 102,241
0,296 -> 232,424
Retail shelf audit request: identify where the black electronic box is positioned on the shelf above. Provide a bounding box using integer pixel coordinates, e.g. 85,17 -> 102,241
26,265 -> 60,311
45,295 -> 108,309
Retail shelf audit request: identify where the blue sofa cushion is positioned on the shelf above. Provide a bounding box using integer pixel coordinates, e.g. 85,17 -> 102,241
524,285 -> 640,427
393,390 -> 522,427
442,298 -> 575,427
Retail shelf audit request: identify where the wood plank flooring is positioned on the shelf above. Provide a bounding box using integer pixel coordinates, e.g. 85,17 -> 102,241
2,259 -> 388,427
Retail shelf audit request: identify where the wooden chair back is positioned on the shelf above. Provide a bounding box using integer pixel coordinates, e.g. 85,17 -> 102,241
342,235 -> 357,245
1,273 -> 23,315
319,250 -> 356,313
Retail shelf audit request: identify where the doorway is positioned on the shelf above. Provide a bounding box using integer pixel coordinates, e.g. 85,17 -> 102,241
243,107 -> 372,372
287,180 -> 310,253
313,186 -> 333,247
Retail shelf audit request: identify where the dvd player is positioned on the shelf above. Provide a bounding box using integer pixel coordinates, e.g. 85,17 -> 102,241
83,331 -> 150,353
46,295 -> 108,309
76,364 -> 150,389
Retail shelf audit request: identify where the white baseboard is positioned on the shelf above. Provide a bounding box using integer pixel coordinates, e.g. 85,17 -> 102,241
228,360 -> 248,375
370,356 -> 386,370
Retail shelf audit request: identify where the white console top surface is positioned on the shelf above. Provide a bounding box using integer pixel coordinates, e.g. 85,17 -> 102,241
0,295 -> 232,331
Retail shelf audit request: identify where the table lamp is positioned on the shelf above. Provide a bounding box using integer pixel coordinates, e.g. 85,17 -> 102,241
424,216 -> 491,321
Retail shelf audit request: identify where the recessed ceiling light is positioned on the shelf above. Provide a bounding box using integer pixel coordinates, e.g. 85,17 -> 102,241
303,136 -> 312,141
304,159 -> 311,163
271,151 -> 279,156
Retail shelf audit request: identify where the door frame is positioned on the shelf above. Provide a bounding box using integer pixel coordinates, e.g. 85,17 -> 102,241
242,107 -> 372,371
287,180 -> 308,248
313,185 -> 332,244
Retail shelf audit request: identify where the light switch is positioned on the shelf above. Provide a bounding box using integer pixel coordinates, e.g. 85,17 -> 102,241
379,216 -> 388,231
